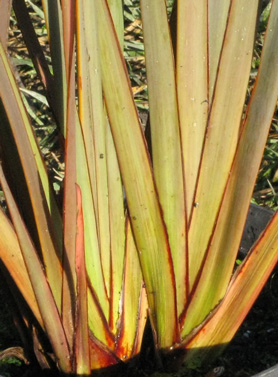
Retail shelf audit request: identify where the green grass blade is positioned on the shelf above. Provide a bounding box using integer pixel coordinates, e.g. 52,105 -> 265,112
12,0 -> 59,123
26,0 -> 45,19
0,39 -> 62,252
141,0 -> 187,317
96,0 -> 178,348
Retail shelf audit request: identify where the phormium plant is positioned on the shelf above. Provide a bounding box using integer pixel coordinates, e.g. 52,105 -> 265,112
0,0 -> 278,375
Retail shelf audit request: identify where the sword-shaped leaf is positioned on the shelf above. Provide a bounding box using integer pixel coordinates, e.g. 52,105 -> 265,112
188,0 -> 259,292
96,0 -> 178,348
184,210 -> 278,364
0,209 -> 42,327
41,0 -> 67,134
115,219 -> 147,360
181,0 -> 278,337
208,0 -> 231,101
76,0 -> 111,297
176,0 -> 208,218
0,41 -> 62,308
0,165 -> 71,374
0,0 -> 11,47
141,0 -> 187,317
74,185 -> 90,375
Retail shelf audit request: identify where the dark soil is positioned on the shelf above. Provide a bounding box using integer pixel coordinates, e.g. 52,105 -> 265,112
1,268 -> 278,377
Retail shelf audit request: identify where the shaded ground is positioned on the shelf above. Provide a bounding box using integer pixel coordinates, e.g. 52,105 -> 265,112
1,270 -> 278,377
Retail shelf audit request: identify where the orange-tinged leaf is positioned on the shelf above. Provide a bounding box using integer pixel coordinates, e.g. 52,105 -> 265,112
188,0 -> 259,293
0,165 -> 72,374
62,47 -> 77,351
87,288 -> 114,349
183,210 -> 278,363
96,0 -> 178,348
132,285 -> 148,356
115,219 -> 147,360
141,0 -> 187,317
0,41 -> 62,308
89,335 -> 120,370
74,185 -> 90,375
0,209 -> 43,328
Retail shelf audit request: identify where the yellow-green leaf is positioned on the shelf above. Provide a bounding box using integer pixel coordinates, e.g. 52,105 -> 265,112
176,0 -> 208,218
188,0 -> 259,294
141,0 -> 187,317
96,0 -> 178,348
181,0 -> 278,337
